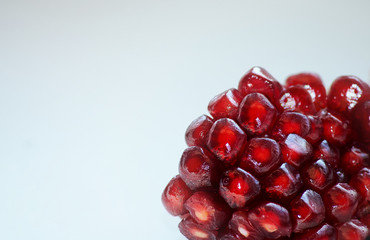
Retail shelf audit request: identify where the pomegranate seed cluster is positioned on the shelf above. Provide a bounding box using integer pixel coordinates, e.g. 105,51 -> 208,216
162,67 -> 370,240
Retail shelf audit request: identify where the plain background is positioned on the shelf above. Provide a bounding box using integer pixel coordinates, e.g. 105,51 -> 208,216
0,0 -> 370,239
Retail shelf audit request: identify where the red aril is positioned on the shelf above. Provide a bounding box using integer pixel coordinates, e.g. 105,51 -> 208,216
272,111 -> 311,141
228,211 -> 263,239
263,163 -> 303,202
305,115 -> 323,145
238,93 -> 277,136
327,75 -> 370,118
185,115 -> 214,148
206,118 -> 247,166
290,190 -> 325,233
278,85 -> 316,115
286,72 -> 326,111
301,159 -> 336,193
162,175 -> 193,216
184,191 -> 231,230
323,183 -> 360,223
247,202 -> 292,239
280,133 -> 313,168
179,146 -> 220,190
239,137 -> 281,176
179,216 -> 218,240
208,88 -> 244,120
219,168 -> 261,208
238,66 -> 283,106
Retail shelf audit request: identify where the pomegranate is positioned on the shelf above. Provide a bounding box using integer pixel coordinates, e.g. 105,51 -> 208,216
162,67 -> 370,239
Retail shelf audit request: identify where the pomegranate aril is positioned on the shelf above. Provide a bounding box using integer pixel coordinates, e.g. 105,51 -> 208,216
305,115 -> 323,145
186,115 -> 214,148
313,140 -> 340,168
301,159 -> 336,193
185,191 -> 231,230
294,223 -> 337,240
237,93 -> 278,136
323,183 -> 360,223
229,211 -> 263,240
341,146 -> 369,175
219,168 -> 261,208
208,88 -> 244,120
321,111 -> 352,146
179,216 -> 218,240
162,175 -> 193,216
337,219 -> 369,240
350,167 -> 370,201
239,137 -> 281,176
179,146 -> 220,190
271,112 -> 310,141
207,118 -> 247,166
278,85 -> 316,115
238,66 -> 283,106
286,72 -> 327,111
290,190 -> 325,233
327,75 -> 370,118
280,134 -> 313,168
263,163 -> 303,202
248,202 -> 292,239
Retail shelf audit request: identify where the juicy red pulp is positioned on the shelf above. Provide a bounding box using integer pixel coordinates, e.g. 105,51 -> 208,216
163,66 -> 370,240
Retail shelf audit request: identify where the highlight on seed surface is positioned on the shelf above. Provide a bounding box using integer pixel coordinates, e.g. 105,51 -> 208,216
161,66 -> 370,240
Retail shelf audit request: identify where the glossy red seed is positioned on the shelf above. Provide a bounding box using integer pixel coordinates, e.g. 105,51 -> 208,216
228,211 -> 263,240
337,219 -> 369,240
217,228 -> 246,240
178,216 -> 218,240
290,190 -> 325,233
321,111 -> 352,146
313,140 -> 340,168
179,146 -> 220,190
350,167 -> 370,201
248,202 -> 292,239
237,93 -> 278,136
341,146 -> 369,175
162,175 -> 193,216
301,159 -> 336,192
327,75 -> 370,118
186,115 -> 214,148
238,66 -> 283,106
263,163 -> 303,202
305,115 -> 323,145
280,134 -> 313,168
272,112 -> 311,141
278,85 -> 316,114
219,168 -> 261,208
286,72 -> 327,111
185,191 -> 231,230
239,137 -> 281,176
208,88 -> 244,120
324,183 -> 360,223
207,118 -> 247,166
352,100 -> 370,150
294,223 -> 337,240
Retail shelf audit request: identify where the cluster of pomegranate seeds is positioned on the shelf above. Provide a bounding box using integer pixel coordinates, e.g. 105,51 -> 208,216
162,66 -> 370,240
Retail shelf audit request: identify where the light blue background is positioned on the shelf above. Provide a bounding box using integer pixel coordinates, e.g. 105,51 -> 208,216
0,0 -> 369,239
